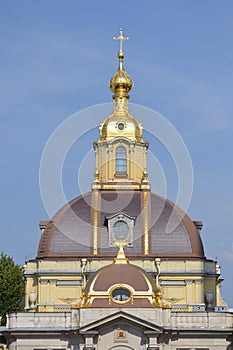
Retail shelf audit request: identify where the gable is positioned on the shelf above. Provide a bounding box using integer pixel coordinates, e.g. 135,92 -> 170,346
79,310 -> 164,334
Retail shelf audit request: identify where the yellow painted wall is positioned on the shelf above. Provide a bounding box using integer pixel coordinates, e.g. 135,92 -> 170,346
24,257 -> 221,312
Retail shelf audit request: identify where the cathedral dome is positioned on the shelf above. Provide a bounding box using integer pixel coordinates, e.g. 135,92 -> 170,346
37,30 -> 204,263
79,257 -> 162,308
99,112 -> 142,142
37,191 -> 204,260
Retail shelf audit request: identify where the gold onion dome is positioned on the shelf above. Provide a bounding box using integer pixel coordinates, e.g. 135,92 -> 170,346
109,51 -> 133,95
100,29 -> 142,142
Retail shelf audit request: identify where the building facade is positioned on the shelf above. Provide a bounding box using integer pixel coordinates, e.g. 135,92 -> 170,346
1,30 -> 233,350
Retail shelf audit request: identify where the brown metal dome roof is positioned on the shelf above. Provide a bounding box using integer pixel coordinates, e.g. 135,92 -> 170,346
89,264 -> 155,292
79,262 -> 161,308
37,191 -> 204,260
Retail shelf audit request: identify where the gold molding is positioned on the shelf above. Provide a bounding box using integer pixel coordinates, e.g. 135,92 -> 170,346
92,190 -> 99,255
143,191 -> 149,256
109,284 -> 132,305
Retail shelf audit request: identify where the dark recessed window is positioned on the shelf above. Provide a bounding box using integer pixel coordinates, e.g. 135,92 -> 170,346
112,288 -> 131,302
118,122 -> 125,131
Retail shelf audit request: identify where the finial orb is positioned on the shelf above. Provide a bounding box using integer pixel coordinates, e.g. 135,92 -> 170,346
118,51 -> 124,59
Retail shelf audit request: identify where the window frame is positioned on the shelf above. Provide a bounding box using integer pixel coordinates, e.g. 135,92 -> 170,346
115,146 -> 127,175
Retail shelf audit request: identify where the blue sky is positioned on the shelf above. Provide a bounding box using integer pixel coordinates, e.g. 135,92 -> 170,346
1,1 -> 233,306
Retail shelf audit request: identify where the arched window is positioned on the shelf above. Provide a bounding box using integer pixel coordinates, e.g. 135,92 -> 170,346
115,146 -> 127,174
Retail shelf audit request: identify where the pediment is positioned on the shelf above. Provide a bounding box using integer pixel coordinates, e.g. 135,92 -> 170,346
105,212 -> 136,222
79,310 -> 164,334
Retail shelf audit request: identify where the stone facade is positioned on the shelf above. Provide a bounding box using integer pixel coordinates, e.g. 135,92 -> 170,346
2,308 -> 233,349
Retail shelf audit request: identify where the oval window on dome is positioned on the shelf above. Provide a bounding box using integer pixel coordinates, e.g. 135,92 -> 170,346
111,288 -> 131,303
118,122 -> 125,131
113,220 -> 129,240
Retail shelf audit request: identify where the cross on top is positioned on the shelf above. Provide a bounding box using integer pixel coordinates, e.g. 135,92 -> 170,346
113,28 -> 129,52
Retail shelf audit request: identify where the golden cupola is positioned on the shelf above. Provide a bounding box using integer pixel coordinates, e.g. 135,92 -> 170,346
109,50 -> 133,96
99,29 -> 143,143
93,29 -> 149,190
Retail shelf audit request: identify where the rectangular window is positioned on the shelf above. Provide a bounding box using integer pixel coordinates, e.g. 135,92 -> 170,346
115,146 -> 127,174
56,280 -> 82,286
116,158 -> 127,174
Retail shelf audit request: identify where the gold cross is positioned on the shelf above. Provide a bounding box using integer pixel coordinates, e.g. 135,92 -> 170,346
113,28 -> 129,52
114,237 -> 129,250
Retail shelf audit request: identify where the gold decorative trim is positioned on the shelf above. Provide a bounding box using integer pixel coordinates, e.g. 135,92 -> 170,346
59,297 -> 77,304
114,238 -> 129,264
143,191 -> 149,255
101,184 -> 140,190
92,190 -> 99,255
